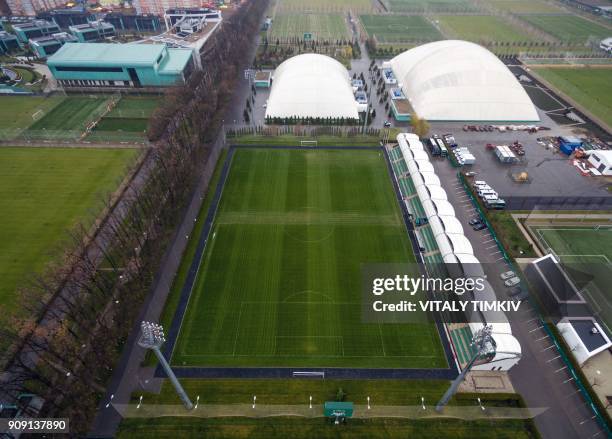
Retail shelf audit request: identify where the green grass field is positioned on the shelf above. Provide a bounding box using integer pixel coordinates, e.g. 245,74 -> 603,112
532,225 -> 612,334
389,0 -> 477,13
173,148 -> 446,368
269,14 -> 349,41
436,15 -> 536,43
277,0 -> 372,13
360,15 -> 442,42
521,14 -> 611,42
0,147 -> 139,317
28,96 -> 110,132
88,96 -> 160,141
532,67 -> 612,127
490,0 -> 565,14
0,96 -> 64,136
118,380 -> 538,438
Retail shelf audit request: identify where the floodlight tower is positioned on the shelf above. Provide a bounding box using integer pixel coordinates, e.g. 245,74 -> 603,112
435,325 -> 494,412
138,321 -> 193,410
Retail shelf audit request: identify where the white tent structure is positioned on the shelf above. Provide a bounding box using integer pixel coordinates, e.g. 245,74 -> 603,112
265,54 -> 360,120
397,133 -> 522,370
387,41 -> 539,122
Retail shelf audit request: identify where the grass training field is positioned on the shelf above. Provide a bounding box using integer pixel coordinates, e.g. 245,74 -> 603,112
436,15 -> 536,43
88,96 -> 161,141
28,96 -> 110,133
388,0 -> 477,13
532,224 -> 612,334
0,147 -> 139,317
360,15 -> 442,42
521,14 -> 611,42
173,148 -> 446,368
533,67 -> 612,128
0,96 -> 64,136
276,0 -> 372,13
118,379 -> 538,438
269,14 -> 349,41
490,0 -> 565,14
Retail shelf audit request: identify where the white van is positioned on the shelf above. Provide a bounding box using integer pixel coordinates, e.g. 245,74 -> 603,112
474,180 -> 487,186
477,187 -> 494,195
482,194 -> 499,202
479,190 -> 498,197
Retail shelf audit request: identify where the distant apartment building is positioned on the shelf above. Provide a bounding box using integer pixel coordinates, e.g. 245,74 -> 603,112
5,0 -> 63,16
103,13 -> 162,32
12,20 -> 60,43
0,31 -> 21,54
132,0 -> 205,17
29,32 -> 76,57
69,20 -> 115,42
38,10 -> 92,29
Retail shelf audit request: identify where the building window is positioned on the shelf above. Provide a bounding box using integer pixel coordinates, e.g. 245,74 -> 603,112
54,66 -> 124,72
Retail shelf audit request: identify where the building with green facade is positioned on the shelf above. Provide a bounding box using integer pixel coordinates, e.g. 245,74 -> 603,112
30,32 -> 77,58
69,21 -> 115,42
0,31 -> 20,54
47,43 -> 195,89
13,20 -> 60,43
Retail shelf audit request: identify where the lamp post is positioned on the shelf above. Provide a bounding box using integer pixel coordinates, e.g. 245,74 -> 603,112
138,321 -> 193,410
435,325 -> 494,412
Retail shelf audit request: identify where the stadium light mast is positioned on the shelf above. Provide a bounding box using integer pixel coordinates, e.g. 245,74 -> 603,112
435,325 -> 494,412
138,321 -> 193,410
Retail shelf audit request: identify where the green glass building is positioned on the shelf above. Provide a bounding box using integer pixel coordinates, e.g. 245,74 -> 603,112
47,43 -> 195,89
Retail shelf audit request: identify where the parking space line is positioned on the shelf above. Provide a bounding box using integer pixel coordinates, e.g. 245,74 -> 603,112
564,388 -> 581,399
562,376 -> 575,384
494,256 -> 506,262
541,344 -> 555,352
482,238 -> 495,244
486,244 -> 499,249
529,325 -> 544,333
546,355 -> 561,363
527,318 -> 540,324
555,365 -> 568,373
534,334 -> 548,341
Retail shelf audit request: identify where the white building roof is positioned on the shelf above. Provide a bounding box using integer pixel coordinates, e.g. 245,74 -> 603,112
389,41 -> 539,122
265,54 -> 359,120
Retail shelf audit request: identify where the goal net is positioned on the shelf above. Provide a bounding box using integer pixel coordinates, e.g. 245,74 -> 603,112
31,109 -> 45,121
300,140 -> 318,147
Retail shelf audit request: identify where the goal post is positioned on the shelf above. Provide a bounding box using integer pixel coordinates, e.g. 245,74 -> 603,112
300,140 -> 318,147
31,109 -> 44,121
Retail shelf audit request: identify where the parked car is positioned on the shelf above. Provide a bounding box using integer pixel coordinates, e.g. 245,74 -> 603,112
383,121 -> 391,127
500,270 -> 515,280
504,276 -> 521,287
512,290 -> 530,302
468,217 -> 482,226
473,223 -> 487,231
507,286 -> 524,297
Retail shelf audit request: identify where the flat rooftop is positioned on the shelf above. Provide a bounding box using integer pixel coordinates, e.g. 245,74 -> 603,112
393,98 -> 412,115
534,255 -> 583,302
49,43 -> 165,66
570,319 -> 609,352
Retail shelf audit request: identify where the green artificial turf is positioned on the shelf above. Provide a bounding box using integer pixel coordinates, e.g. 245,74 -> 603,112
521,14 -> 611,42
0,96 -> 64,133
173,148 -> 446,368
388,0 -> 477,13
532,225 -> 612,333
269,14 -> 349,41
532,67 -> 612,128
360,15 -> 442,42
436,15 -> 536,43
107,96 -> 161,119
0,147 -> 139,317
28,96 -> 110,133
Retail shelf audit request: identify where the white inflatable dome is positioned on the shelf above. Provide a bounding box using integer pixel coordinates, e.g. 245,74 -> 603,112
389,40 -> 539,122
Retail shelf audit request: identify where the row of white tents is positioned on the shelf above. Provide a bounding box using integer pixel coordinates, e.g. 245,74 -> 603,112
397,133 -> 521,370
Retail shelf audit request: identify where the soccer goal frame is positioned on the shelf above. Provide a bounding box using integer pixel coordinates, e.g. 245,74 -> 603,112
300,140 -> 318,147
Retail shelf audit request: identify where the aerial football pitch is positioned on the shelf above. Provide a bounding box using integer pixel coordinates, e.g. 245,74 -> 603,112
166,147 -> 451,373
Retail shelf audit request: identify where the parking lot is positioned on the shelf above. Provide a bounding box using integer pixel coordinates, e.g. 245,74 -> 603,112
430,156 -> 607,438
427,113 -> 610,202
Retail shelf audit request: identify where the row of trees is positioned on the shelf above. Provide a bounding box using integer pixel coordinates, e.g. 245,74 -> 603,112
0,0 -> 270,434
